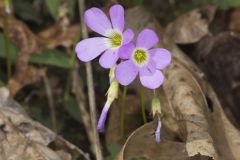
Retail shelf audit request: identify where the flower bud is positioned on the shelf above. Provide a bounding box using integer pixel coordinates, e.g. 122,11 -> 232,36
107,79 -> 119,102
109,66 -> 116,83
151,96 -> 161,117
97,79 -> 119,132
155,120 -> 161,143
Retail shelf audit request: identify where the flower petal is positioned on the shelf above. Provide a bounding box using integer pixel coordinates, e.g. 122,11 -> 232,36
140,70 -> 164,89
118,42 -> 134,59
137,29 -> 159,49
97,102 -> 111,132
115,60 -> 138,85
109,4 -> 124,32
140,60 -> 156,76
84,7 -> 112,36
99,49 -> 119,69
75,37 -> 109,62
149,48 -> 171,69
155,120 -> 161,143
122,28 -> 134,45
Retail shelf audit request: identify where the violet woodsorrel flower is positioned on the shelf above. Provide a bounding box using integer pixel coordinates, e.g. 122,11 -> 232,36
75,4 -> 134,68
115,29 -> 171,89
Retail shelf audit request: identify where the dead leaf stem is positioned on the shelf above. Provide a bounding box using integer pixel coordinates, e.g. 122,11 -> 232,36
72,62 -> 96,153
78,0 -> 103,159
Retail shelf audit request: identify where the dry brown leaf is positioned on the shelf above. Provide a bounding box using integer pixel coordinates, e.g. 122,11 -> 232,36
165,6 -> 217,44
0,11 -> 79,96
195,32 -> 240,128
0,11 -> 45,96
37,23 -> 79,49
0,87 -> 90,160
117,122 -> 188,160
7,66 -> 46,96
163,8 -> 240,160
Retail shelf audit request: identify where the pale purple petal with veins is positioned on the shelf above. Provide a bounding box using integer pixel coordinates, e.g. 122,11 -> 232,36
139,70 -> 164,89
84,7 -> 112,36
97,102 -> 111,132
76,37 -> 109,62
99,49 -> 119,68
149,48 -> 172,70
109,4 -> 124,32
115,60 -> 138,85
155,120 -> 161,143
122,29 -> 134,45
136,29 -> 159,49
140,60 -> 156,76
118,42 -> 135,59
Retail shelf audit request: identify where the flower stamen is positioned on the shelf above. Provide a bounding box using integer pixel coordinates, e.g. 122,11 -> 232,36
110,32 -> 122,47
132,48 -> 149,67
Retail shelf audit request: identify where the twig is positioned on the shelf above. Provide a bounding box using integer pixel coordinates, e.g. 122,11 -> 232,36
78,0 -> 103,160
43,74 -> 57,132
54,0 -> 94,142
72,64 -> 95,151
61,0 -> 95,155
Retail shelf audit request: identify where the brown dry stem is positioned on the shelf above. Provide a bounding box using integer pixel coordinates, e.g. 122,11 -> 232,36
78,0 -> 103,159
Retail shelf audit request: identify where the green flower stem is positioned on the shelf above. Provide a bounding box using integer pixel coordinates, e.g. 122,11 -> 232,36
120,86 -> 127,139
140,87 -> 147,123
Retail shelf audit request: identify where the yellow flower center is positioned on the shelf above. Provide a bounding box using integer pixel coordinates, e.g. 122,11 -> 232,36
133,49 -> 148,64
110,32 -> 122,47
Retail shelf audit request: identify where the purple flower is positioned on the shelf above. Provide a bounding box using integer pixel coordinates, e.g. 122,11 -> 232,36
115,29 -> 171,89
75,4 -> 134,68
155,120 -> 161,143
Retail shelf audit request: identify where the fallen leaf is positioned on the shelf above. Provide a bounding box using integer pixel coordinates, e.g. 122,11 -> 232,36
117,122 -> 188,160
165,6 -> 217,44
0,87 -> 90,160
195,32 -> 240,128
7,66 -> 46,96
37,23 -> 79,49
0,10 -> 77,95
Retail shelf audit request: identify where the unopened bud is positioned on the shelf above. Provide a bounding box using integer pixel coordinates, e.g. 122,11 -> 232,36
109,66 -> 116,83
151,96 -> 161,117
107,79 -> 119,102
97,79 -> 119,132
